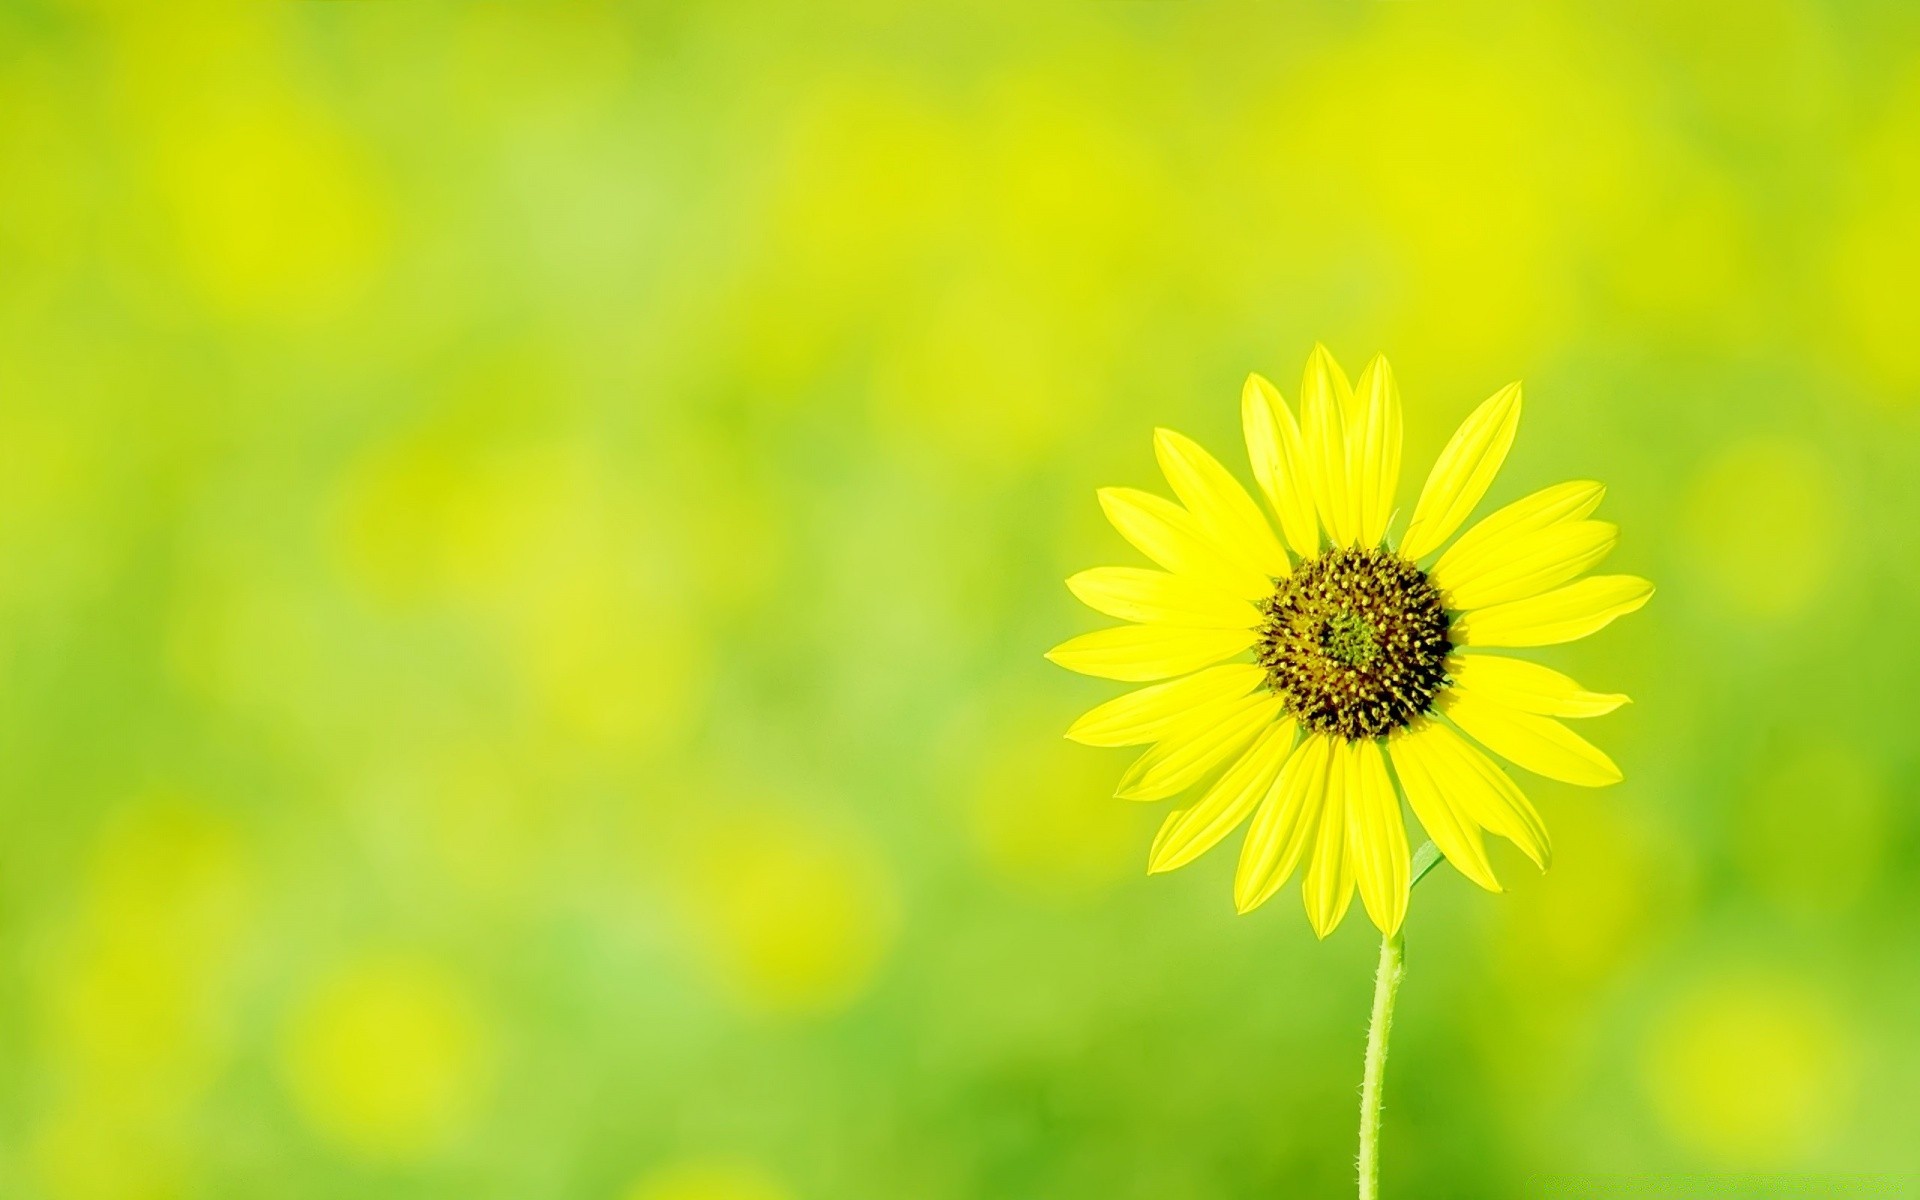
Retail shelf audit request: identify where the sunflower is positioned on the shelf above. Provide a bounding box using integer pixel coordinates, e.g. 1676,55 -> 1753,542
1048,346 -> 1652,938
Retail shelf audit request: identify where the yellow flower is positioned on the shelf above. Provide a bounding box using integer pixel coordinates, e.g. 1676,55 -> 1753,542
1049,346 -> 1651,938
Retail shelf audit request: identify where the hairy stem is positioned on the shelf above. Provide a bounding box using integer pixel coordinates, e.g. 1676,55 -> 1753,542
1357,930 -> 1405,1200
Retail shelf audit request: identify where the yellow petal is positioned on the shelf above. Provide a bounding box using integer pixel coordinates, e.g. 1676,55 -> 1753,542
1300,734 -> 1356,937
1387,728 -> 1501,892
1345,739 -> 1409,936
1097,487 -> 1273,601
1233,732 -> 1331,912
1444,654 -> 1628,719
1433,520 -> 1619,610
1300,344 -> 1357,547
1064,663 -> 1266,746
1396,718 -> 1550,869
1441,688 -> 1622,787
1349,355 -> 1403,549
1399,382 -> 1523,561
1432,480 -> 1605,581
1066,567 -> 1262,629
1046,624 -> 1256,682
1241,373 -> 1320,559
1150,717 -> 1297,873
1154,428 -> 1290,579
1452,575 -> 1653,648
1115,693 -> 1285,801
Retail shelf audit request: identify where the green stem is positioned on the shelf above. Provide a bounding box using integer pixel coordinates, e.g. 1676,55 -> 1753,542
1357,929 -> 1405,1200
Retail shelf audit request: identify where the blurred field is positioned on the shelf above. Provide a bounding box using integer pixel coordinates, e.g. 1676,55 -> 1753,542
2,1 -> 1919,1197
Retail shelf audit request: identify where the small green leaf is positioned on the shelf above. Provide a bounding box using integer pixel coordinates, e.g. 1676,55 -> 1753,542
1409,839 -> 1443,888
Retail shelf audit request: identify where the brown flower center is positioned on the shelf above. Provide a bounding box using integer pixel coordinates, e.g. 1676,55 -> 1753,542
1256,547 -> 1453,740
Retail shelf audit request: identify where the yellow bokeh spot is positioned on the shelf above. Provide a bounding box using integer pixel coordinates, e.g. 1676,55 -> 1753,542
33,796 -> 254,1200
1681,437 -> 1838,620
1498,802 -> 1681,988
624,1160 -> 791,1200
1640,975 -> 1853,1166
327,401 -> 574,610
1259,21 -> 1614,365
153,99 -> 389,319
329,436 -> 498,609
679,808 -> 898,1018
281,957 -> 492,1162
1828,66 -> 1920,401
51,796 -> 254,1077
330,438 -> 710,751
967,733 -> 1138,901
764,80 -> 962,311
1829,198 -> 1920,398
508,560 -> 707,752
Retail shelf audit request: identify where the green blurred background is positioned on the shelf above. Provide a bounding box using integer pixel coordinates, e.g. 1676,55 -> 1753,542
3,1 -> 1919,1196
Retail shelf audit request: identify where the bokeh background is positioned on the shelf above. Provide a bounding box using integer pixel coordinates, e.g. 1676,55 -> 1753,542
3,1 -> 1919,1196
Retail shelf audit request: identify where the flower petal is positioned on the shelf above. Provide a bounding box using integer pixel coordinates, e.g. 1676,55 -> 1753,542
1300,344 -> 1358,548
1241,373 -> 1321,559
1150,717 -> 1297,873
1098,487 -> 1273,601
1445,654 -> 1628,719
1064,663 -> 1267,746
1399,382 -> 1523,561
1301,733 -> 1356,937
1433,520 -> 1619,610
1452,575 -> 1653,648
1443,481 -> 1605,583
1115,693 -> 1285,800
1066,567 -> 1263,629
1155,428 -> 1290,579
1432,480 -> 1605,581
1046,624 -> 1256,681
1346,739 -> 1410,936
1441,688 -> 1623,787
1233,732 -> 1331,912
1350,355 -> 1404,549
1387,727 -> 1501,892
1395,717 -> 1550,869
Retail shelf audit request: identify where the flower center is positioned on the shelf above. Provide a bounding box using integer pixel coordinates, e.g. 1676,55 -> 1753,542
1256,547 -> 1453,740
1323,610 -> 1379,667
